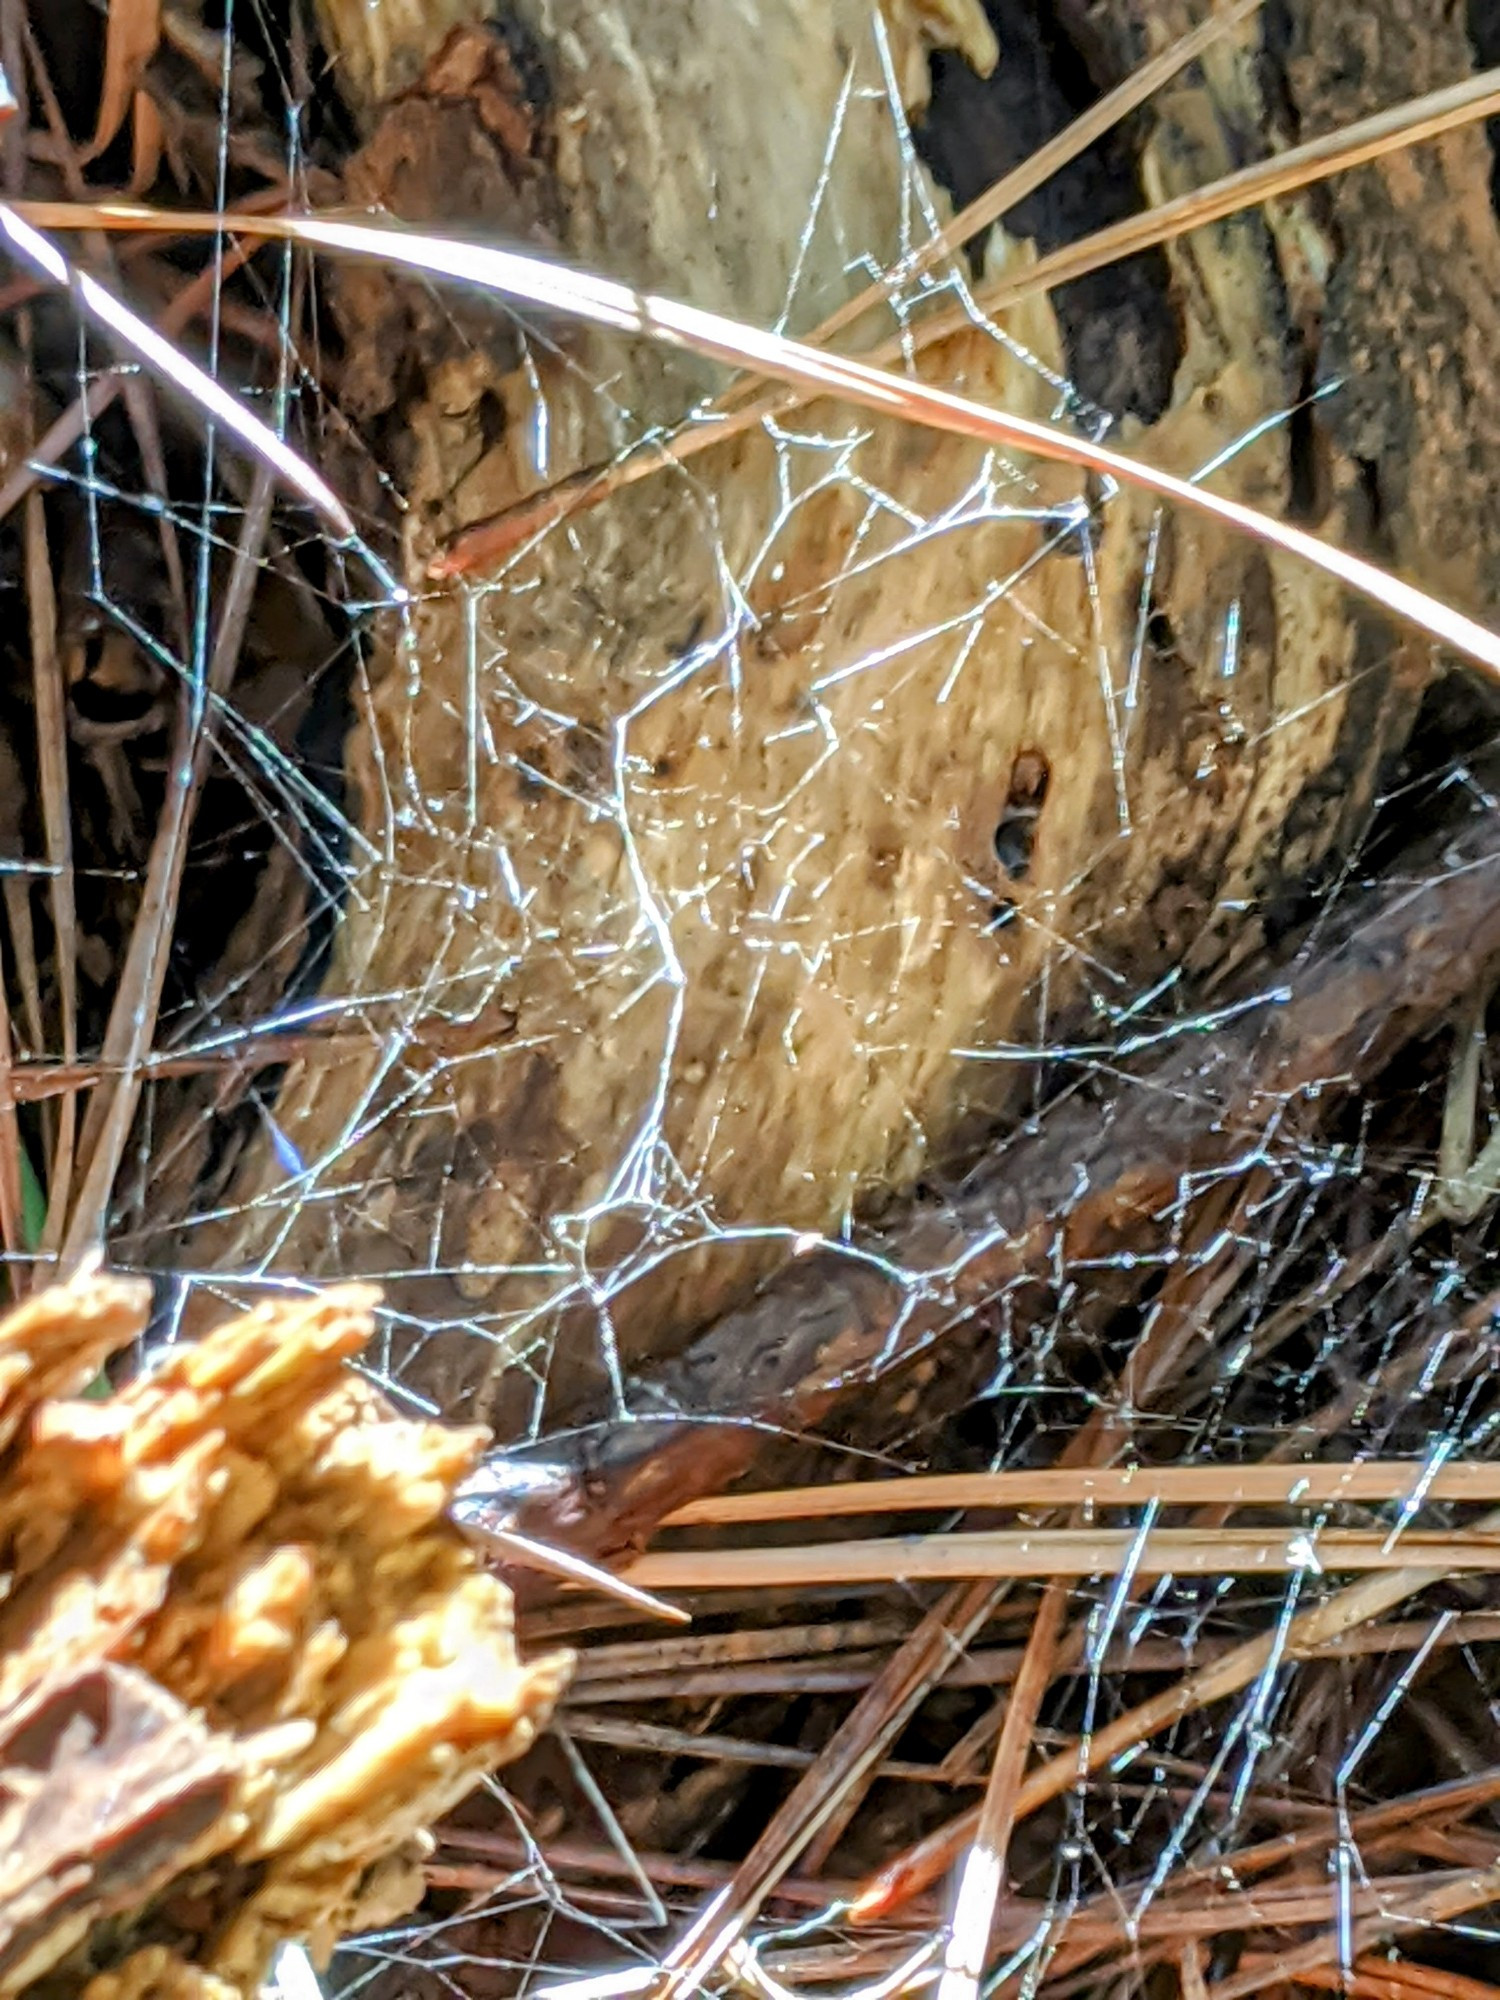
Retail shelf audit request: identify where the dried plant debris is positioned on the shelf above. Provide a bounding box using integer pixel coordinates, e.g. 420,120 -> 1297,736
14,3 -> 1500,1998
0,1269 -> 570,2000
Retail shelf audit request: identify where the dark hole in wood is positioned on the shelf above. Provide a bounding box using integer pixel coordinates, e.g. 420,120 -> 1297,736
993,748 -> 1050,882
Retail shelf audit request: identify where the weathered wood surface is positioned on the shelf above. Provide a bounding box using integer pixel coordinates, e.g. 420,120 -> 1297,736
192,0 -> 1500,1425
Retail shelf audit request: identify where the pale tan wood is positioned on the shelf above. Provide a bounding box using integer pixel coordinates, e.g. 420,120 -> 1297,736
204,0 -> 1499,1420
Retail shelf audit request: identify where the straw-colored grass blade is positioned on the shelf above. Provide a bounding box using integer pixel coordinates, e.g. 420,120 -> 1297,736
664,1459 -> 1500,1524
22,488 -> 76,1256
427,60 -> 1500,574
40,199 -> 1500,677
0,202 -> 356,540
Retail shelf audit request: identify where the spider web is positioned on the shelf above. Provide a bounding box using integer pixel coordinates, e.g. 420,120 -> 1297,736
10,1 -> 1500,1997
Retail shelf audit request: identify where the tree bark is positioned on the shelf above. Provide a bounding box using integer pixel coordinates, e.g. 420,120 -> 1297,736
190,0 -> 1500,1426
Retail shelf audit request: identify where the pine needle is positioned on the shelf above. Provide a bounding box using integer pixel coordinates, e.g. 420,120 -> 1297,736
664,1460 -> 1500,1525
641,1582 -> 1000,2000
849,1524 -> 1500,1920
425,61 -> 1500,574
0,933 -> 22,1284
21,484 -> 76,1256
0,202 -> 356,541
624,1526 -> 1500,1594
962,63 -> 1500,328
724,0 -> 1267,376
22,198 -> 1500,680
459,1518 -> 690,1626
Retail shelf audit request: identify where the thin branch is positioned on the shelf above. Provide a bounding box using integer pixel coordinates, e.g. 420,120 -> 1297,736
489,811 -> 1500,1565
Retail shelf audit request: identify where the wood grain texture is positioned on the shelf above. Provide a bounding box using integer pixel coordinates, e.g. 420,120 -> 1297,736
195,0 -> 1497,1424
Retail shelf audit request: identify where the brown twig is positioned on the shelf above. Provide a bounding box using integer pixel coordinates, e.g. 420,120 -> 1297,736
561,1714 -> 987,1787
491,812 -> 1500,1564
433,1827 -> 920,1919
556,1614 -> 1500,1708
1292,1958 -> 1500,2000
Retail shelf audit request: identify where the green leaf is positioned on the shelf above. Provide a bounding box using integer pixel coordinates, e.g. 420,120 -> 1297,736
17,1135 -> 45,1253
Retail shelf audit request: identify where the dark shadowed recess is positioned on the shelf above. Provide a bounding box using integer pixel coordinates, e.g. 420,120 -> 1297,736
1469,0 -> 1500,214
915,0 -> 1181,423
2,0 -> 362,1251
